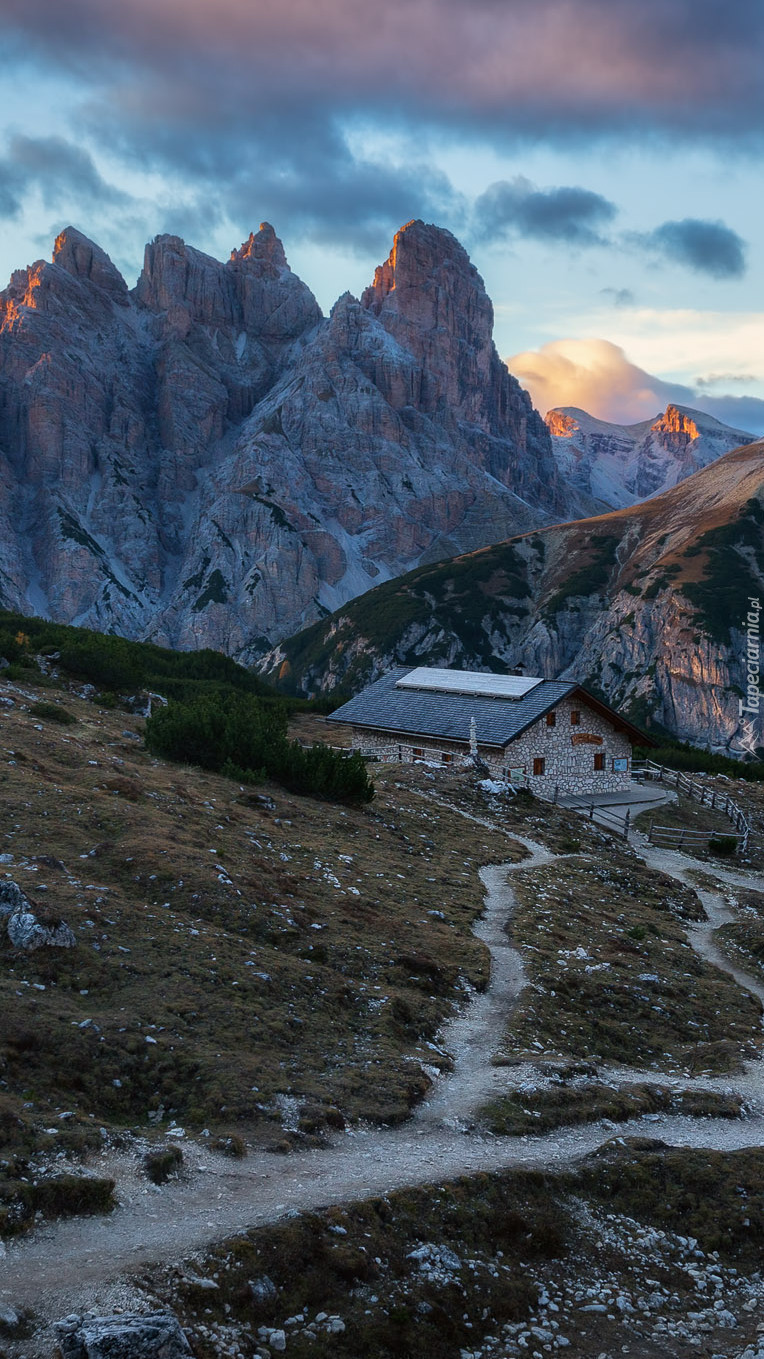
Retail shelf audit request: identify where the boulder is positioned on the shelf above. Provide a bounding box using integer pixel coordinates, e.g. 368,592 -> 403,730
0,880 -> 29,915
249,1275 -> 278,1305
55,1312 -> 194,1359
7,907 -> 77,949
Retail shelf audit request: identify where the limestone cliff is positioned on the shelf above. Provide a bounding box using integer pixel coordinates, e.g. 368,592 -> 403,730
546,403 -> 756,509
265,443 -> 764,754
0,219 -> 582,655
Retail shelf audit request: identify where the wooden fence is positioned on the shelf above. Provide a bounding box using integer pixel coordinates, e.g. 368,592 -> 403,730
633,759 -> 751,852
548,788 -> 631,839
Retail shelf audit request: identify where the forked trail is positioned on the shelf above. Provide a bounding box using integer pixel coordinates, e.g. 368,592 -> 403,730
2,830 -> 764,1328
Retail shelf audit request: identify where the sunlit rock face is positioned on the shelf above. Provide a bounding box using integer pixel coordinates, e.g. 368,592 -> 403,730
0,219 -> 585,657
546,402 -> 756,510
265,444 -> 764,753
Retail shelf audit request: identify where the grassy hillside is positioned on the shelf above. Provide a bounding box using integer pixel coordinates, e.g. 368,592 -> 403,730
0,673 -> 538,1235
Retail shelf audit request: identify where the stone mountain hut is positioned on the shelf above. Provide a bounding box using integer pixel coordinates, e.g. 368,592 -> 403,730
327,666 -> 652,798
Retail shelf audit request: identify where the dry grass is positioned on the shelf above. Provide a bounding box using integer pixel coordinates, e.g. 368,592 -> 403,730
632,791 -> 750,861
287,712 -> 353,748
480,1081 -> 746,1136
0,677 -> 525,1198
495,853 -> 763,1074
634,785 -> 764,870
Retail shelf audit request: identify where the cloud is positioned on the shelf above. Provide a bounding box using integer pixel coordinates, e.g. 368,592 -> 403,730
696,371 -> 760,387
1,0 -> 763,251
506,336 -> 764,432
600,286 -> 635,308
637,218 -> 747,279
0,134 -> 130,220
474,177 -> 616,246
507,338 -> 690,423
3,0 -> 764,142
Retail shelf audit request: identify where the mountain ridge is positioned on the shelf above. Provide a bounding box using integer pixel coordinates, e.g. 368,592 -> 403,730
546,401 -> 756,510
0,218 -> 581,660
264,441 -> 764,753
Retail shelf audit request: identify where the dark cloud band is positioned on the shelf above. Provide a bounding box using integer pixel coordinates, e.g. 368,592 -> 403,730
636,218 -> 747,279
474,178 -> 616,246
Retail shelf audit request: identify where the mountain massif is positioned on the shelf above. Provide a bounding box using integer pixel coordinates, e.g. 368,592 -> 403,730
266,443 -> 764,753
546,404 -> 756,510
0,218 -> 581,659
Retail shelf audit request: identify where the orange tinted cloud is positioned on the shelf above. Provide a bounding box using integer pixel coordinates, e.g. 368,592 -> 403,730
507,337 -> 764,432
506,338 -> 690,423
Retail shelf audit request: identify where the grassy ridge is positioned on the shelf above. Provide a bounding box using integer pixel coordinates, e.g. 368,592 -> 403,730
0,609 -> 273,703
0,609 -> 372,802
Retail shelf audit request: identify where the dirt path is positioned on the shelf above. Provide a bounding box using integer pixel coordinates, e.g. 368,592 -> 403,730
3,830 -> 764,1330
636,836 -> 764,1008
417,845 -> 554,1126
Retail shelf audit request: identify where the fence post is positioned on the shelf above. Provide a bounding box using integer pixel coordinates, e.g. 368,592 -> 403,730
647,818 -> 654,842
624,809 -> 630,839
553,784 -> 559,804
589,804 -> 595,820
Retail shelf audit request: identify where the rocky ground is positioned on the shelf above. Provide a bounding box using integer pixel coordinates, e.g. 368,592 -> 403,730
1,683 -> 764,1357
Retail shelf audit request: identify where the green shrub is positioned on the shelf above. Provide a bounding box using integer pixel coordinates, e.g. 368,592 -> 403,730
0,609 -> 274,702
146,693 -> 374,804
29,700 -> 76,725
3,661 -> 38,680
143,1145 -> 184,1184
709,835 -> 738,857
145,692 -> 287,772
634,741 -> 764,782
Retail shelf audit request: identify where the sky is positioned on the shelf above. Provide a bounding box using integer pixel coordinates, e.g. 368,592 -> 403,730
1,0 -> 763,431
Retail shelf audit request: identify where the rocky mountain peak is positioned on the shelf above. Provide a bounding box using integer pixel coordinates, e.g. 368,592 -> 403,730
0,216 -> 571,656
656,404 -> 701,443
361,218 -> 493,353
231,223 -> 288,271
360,218 -> 535,449
52,228 -> 128,298
134,234 -> 234,328
546,401 -> 757,510
546,409 -> 581,437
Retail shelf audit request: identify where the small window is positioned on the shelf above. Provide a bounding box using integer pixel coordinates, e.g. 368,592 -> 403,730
546,711 -> 556,727
441,751 -> 454,765
570,710 -> 581,726
412,747 -> 425,759
594,752 -> 605,771
533,757 -> 545,776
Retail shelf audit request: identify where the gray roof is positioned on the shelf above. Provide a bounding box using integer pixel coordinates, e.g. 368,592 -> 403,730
327,668 -> 577,748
